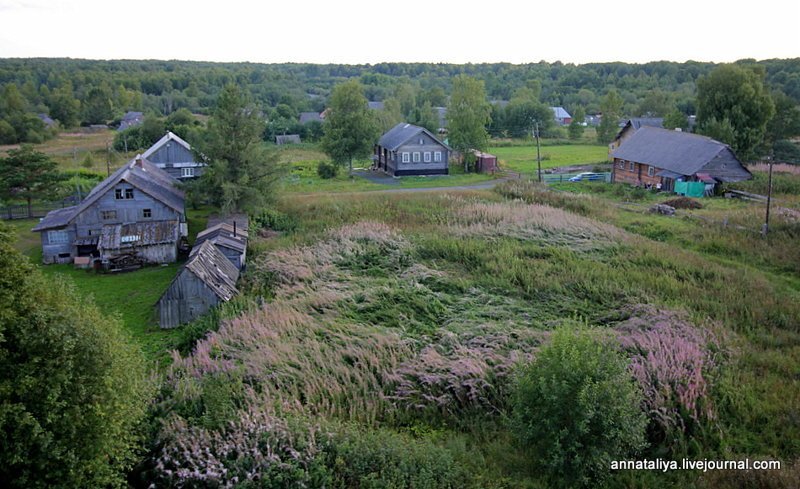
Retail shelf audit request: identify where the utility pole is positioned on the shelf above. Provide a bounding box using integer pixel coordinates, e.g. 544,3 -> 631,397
761,152 -> 774,237
534,120 -> 542,183
106,142 -> 111,177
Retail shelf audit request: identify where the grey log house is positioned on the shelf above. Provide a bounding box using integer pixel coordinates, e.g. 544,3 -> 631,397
374,123 -> 450,176
142,131 -> 205,180
32,156 -> 187,265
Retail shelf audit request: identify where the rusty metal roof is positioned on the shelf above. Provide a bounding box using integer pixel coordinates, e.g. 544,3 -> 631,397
99,220 -> 178,249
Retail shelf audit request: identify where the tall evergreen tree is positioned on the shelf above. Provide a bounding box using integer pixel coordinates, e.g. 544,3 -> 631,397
199,84 -> 281,213
0,145 -> 66,217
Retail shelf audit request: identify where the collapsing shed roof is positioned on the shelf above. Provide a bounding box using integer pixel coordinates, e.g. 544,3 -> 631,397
99,220 -> 178,249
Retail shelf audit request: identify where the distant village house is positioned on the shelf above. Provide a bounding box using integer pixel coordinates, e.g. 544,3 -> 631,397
142,131 -> 205,180
118,111 -> 144,131
373,123 -> 450,176
551,107 -> 572,126
610,127 -> 751,193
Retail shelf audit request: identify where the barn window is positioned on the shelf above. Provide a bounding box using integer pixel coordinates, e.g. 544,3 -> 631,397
413,152 -> 421,163
125,188 -> 134,199
181,167 -> 195,178
648,166 -> 655,177
101,210 -> 117,220
402,152 -> 410,163
419,138 -> 424,145
424,152 -> 431,162
629,161 -> 635,172
434,151 -> 442,162
115,189 -> 123,199
142,208 -> 152,218
48,230 -> 69,244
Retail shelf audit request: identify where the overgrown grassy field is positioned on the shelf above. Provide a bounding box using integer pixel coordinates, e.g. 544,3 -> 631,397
489,143 -> 609,174
146,178 -> 799,487
0,129 -> 136,174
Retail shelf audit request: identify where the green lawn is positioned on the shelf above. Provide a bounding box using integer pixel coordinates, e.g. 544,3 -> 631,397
6,206 -> 213,365
489,144 -> 609,174
277,145 -> 496,194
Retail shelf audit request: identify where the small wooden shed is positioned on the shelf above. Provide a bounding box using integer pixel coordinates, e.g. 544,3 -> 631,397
157,240 -> 239,328
473,151 -> 498,173
195,222 -> 248,270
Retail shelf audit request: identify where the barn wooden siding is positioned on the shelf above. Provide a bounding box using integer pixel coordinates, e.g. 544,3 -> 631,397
158,241 -> 240,329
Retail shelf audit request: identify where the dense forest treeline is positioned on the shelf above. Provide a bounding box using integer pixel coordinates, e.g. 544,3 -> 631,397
1,57 -> 799,122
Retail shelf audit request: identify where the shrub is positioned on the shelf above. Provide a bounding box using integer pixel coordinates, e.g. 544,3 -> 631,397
317,160 -> 339,179
0,223 -> 150,488
510,326 -> 647,488
253,208 -> 298,232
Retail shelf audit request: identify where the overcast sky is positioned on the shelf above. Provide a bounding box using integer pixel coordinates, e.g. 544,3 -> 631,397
0,0 -> 797,64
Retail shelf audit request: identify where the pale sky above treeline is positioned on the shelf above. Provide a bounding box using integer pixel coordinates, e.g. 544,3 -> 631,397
0,0 -> 797,64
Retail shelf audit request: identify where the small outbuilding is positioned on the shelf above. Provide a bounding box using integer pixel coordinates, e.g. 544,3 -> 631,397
157,240 -> 240,328
275,134 -> 301,145
195,222 -> 247,270
473,150 -> 498,173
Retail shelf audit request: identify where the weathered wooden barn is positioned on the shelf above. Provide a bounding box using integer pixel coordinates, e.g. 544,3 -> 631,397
610,127 -> 752,192
373,123 -> 450,176
33,156 -> 186,265
142,131 -> 205,180
608,117 -> 664,154
157,240 -> 240,328
195,222 -> 248,270
551,106 -> 572,126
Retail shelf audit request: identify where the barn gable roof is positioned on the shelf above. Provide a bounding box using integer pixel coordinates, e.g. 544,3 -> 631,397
551,107 -> 571,119
185,241 -> 240,301
142,131 -> 193,159
33,156 -> 184,232
611,127 -> 741,177
378,123 -> 450,151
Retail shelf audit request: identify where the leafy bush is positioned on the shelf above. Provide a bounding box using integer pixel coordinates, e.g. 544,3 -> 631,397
317,160 -> 340,179
0,224 -> 150,488
510,326 -> 647,488
253,208 -> 298,232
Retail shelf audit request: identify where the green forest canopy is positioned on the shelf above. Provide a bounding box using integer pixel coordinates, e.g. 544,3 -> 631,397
2,58 -> 799,123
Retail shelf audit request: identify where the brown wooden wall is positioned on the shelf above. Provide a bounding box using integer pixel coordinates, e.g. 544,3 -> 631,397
612,158 -> 663,187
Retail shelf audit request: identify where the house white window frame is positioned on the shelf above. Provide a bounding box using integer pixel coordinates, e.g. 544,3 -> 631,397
648,166 -> 655,177
618,160 -> 625,169
424,151 -> 431,163
402,152 -> 410,163
181,167 -> 195,178
434,151 -> 442,162
48,230 -> 69,244
629,161 -> 635,172
413,152 -> 421,163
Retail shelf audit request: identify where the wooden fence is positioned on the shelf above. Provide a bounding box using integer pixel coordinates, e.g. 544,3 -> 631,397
0,197 -> 80,221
